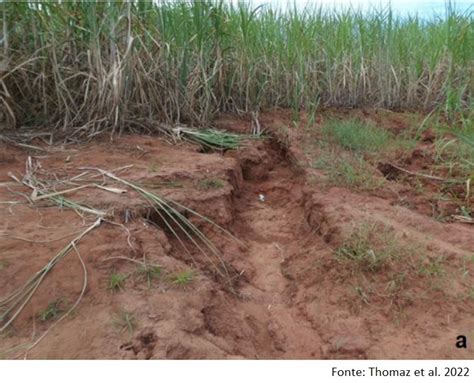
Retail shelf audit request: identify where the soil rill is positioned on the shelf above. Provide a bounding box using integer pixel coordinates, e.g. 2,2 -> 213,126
0,110 -> 472,359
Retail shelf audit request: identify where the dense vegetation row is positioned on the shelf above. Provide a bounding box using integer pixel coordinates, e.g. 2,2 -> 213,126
1,1 -> 473,132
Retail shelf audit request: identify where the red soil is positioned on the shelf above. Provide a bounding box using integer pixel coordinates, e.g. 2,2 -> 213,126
0,111 -> 473,359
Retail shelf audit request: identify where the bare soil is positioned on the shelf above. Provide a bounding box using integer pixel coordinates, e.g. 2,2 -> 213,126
0,110 -> 473,359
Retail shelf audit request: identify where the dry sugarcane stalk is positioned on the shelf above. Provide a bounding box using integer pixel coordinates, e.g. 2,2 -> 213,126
0,218 -> 102,333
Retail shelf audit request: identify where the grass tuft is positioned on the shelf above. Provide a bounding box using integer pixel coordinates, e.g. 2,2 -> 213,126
336,222 -> 399,273
0,261 -> 8,271
197,178 -> 225,190
136,265 -> 162,288
172,271 -> 194,286
113,311 -> 136,336
418,257 -> 446,277
109,273 -> 128,292
38,300 -> 63,322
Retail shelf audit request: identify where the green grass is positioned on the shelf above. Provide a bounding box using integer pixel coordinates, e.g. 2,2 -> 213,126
428,122 -> 474,215
3,1 -> 472,132
467,287 -> 474,301
0,261 -> 8,271
336,223 -> 399,311
172,271 -> 194,286
335,220 -> 454,313
197,178 -> 225,190
149,163 -> 161,173
109,273 -> 128,292
136,265 -> 162,288
434,137 -> 474,179
336,222 -> 401,273
418,257 -> 446,277
322,119 -> 416,158
323,119 -> 392,153
38,300 -> 63,322
385,272 -> 408,298
313,151 -> 385,191
353,285 -> 371,305
464,254 -> 474,264
112,310 -> 137,336
330,157 -> 385,190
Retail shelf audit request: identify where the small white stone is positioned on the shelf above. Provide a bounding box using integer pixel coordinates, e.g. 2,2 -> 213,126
258,193 -> 265,202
